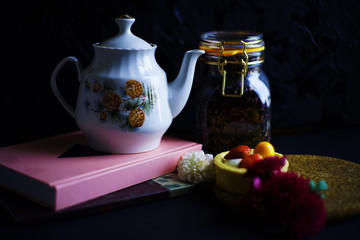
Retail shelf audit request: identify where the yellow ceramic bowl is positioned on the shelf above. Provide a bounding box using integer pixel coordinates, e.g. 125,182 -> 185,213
214,151 -> 289,194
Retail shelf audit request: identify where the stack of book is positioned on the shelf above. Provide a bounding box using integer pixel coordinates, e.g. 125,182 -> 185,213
0,131 -> 201,222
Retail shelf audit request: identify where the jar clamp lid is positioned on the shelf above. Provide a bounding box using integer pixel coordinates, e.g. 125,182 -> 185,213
200,31 -> 265,98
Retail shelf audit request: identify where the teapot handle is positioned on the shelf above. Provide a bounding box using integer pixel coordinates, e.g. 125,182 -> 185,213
50,56 -> 82,117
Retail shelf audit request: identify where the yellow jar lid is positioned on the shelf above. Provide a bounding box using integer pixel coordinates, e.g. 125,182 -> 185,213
199,31 -> 265,57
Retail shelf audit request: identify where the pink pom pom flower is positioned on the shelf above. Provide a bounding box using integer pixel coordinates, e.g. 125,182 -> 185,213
244,172 -> 326,238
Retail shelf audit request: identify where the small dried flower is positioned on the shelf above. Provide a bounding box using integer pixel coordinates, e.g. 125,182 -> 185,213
309,180 -> 328,199
177,151 -> 215,184
92,83 -> 102,93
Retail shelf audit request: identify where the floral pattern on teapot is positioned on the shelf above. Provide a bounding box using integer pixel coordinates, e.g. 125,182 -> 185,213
84,78 -> 157,131
50,16 -> 204,153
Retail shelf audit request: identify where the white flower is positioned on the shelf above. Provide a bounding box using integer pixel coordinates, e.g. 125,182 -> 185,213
177,150 -> 215,184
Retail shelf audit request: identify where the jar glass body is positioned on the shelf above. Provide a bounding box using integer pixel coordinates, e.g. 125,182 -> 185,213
195,32 -> 270,154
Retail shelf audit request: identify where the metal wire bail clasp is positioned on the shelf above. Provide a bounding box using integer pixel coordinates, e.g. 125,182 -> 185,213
217,42 -> 227,80
218,40 -> 249,97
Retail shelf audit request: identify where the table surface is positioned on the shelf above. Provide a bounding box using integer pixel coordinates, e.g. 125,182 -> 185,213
1,127 -> 360,240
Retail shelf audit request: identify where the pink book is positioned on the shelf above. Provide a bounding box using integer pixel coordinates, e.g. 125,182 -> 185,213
0,132 -> 202,211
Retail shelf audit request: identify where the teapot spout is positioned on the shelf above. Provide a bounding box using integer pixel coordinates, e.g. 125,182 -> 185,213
168,49 -> 204,118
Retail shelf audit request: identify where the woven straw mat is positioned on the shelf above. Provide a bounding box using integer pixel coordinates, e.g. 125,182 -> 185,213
213,155 -> 360,222
287,154 -> 360,221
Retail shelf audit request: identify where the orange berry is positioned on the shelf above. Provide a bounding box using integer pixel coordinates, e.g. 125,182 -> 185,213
254,141 -> 275,158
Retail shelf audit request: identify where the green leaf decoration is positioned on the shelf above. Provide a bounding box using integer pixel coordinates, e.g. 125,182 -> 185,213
102,79 -> 118,92
109,110 -> 126,123
122,98 -> 143,111
95,100 -> 105,112
118,118 -> 128,130
84,99 -> 91,112
142,84 -> 157,114
86,79 -> 158,132
118,116 -> 137,132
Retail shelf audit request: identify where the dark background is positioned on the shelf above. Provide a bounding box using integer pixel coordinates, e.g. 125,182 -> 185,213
1,0 -> 360,147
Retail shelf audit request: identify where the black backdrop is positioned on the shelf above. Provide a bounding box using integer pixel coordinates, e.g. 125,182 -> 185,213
1,0 -> 360,147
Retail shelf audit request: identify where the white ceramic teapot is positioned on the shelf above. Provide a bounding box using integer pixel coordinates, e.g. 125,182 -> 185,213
51,15 -> 204,153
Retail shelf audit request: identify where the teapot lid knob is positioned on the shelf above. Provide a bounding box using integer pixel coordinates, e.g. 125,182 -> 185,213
99,14 -> 152,49
119,14 -> 133,19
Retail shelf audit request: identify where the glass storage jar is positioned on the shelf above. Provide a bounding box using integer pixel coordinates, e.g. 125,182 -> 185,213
195,31 -> 270,154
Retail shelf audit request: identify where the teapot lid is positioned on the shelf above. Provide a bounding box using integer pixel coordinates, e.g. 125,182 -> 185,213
99,14 -> 152,49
